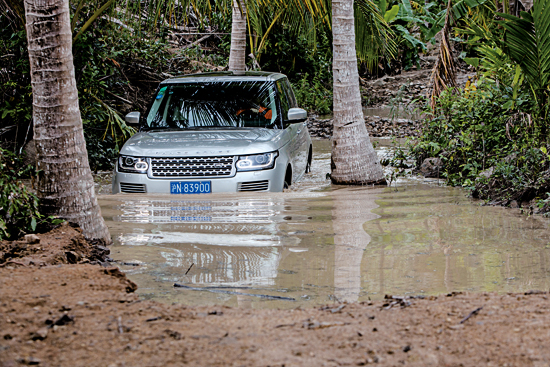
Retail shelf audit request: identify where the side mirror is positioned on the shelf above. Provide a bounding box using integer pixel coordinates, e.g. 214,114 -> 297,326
125,111 -> 141,127
288,108 -> 307,122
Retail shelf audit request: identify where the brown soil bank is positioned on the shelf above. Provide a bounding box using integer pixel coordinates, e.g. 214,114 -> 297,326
2,228 -> 550,367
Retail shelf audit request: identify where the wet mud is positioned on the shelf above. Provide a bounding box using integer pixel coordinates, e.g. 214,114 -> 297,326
0,225 -> 110,267
2,244 -> 550,367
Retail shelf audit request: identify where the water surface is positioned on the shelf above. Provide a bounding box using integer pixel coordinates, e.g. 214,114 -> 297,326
99,140 -> 550,308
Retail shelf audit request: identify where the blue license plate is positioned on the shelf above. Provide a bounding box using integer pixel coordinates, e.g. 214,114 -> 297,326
170,181 -> 211,194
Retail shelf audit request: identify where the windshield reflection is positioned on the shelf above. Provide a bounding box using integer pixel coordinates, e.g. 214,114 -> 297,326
145,81 -> 280,130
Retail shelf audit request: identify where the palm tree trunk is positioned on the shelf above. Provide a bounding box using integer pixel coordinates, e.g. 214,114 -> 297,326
23,0 -> 111,243
331,0 -> 386,185
228,0 -> 247,72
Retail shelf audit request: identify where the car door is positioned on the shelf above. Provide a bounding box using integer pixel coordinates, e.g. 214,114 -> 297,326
276,79 -> 301,182
281,79 -> 308,179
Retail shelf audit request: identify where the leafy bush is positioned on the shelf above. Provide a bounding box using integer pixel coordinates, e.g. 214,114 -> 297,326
0,149 -> 62,240
411,77 -> 532,186
472,147 -> 550,205
410,74 -> 550,209
259,24 -> 334,115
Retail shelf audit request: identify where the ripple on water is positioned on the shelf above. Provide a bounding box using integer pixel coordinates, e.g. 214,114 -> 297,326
99,140 -> 550,309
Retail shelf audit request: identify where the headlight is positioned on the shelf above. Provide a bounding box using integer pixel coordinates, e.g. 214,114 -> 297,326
118,155 -> 148,173
236,151 -> 278,171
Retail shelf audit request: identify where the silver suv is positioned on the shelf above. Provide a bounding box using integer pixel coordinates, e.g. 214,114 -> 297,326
112,71 -> 312,194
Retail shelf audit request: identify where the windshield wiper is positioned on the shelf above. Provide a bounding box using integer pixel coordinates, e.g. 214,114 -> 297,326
143,126 -> 240,132
142,127 -> 183,132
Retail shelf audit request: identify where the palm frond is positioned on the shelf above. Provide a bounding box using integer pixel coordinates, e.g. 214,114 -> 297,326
73,0 -> 115,42
354,0 -> 398,70
246,0 -> 330,60
498,0 -> 550,96
430,0 -> 458,109
425,0 -> 490,40
497,0 -> 550,123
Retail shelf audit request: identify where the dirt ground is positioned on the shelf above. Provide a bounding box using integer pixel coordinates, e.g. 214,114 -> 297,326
2,227 -> 550,367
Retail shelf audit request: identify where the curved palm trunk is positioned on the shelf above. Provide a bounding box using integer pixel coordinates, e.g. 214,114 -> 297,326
331,0 -> 386,185
228,0 -> 247,72
24,0 -> 111,243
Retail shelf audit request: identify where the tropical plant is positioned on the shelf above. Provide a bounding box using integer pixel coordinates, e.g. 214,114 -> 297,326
0,147 -> 40,240
293,73 -> 333,114
355,0 -> 398,70
430,0 -> 457,108
498,0 -> 550,133
0,148 -> 65,240
424,0 -> 491,40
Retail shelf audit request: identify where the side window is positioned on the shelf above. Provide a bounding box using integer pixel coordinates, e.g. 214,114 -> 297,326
276,80 -> 291,121
283,79 -> 297,108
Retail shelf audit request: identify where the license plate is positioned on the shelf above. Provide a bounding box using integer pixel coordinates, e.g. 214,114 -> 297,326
170,181 -> 211,194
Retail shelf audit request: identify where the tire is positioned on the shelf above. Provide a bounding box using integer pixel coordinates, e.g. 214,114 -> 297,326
283,166 -> 292,190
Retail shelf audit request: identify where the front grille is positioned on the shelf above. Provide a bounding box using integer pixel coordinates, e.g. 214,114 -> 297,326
238,180 -> 269,192
120,183 -> 147,193
150,156 -> 234,177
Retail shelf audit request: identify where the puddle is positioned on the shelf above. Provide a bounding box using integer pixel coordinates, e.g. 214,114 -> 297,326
99,140 -> 550,309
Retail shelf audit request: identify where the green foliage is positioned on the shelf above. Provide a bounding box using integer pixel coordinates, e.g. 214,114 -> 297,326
378,0 -> 441,71
409,0 -> 550,210
457,0 -> 550,137
0,149 -> 63,240
382,138 -> 412,189
498,0 -> 550,127
355,0 -> 398,70
424,0 -> 490,40
410,78 -> 531,188
292,74 -> 333,115
410,72 -> 550,209
259,24 -> 334,114
259,22 -> 332,80
473,147 -> 550,205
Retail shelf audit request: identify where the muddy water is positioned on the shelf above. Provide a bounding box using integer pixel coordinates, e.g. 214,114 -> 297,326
99,140 -> 550,309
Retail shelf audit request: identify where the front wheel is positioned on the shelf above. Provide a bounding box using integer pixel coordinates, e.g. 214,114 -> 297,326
283,165 -> 292,191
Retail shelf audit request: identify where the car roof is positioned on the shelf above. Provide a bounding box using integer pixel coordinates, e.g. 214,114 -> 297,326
160,71 -> 287,84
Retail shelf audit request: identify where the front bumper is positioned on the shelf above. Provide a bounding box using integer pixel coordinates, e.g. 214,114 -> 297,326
112,161 -> 286,194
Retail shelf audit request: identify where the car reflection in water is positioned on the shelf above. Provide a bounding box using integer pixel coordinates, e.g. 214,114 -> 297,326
114,198 -> 303,287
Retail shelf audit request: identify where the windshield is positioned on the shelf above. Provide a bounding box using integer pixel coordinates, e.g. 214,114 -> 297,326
145,81 -> 280,130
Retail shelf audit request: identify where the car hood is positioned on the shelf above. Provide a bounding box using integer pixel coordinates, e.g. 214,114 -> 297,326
120,128 -> 289,157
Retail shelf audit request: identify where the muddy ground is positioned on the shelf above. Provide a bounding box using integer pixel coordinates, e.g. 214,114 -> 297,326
2,227 -> 550,367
